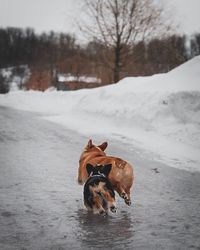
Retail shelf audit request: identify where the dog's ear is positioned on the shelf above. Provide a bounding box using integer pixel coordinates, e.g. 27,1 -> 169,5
98,141 -> 108,151
86,163 -> 94,175
86,139 -> 93,149
101,164 -> 112,176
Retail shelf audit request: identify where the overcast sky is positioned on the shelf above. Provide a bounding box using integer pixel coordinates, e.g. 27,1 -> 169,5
0,0 -> 200,39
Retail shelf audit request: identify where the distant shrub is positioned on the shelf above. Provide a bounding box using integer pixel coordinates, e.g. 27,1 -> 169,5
0,74 -> 9,93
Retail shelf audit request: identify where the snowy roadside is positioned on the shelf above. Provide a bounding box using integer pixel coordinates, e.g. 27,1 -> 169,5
0,56 -> 200,172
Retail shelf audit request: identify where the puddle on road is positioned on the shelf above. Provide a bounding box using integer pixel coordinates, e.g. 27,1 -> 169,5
74,208 -> 134,249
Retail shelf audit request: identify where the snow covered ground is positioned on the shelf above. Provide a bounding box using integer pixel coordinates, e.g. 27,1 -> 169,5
0,56 -> 200,172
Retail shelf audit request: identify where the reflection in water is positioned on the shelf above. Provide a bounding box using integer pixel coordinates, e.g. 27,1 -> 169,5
75,208 -> 134,250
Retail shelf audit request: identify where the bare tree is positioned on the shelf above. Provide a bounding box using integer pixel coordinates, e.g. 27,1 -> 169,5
81,0 -> 172,82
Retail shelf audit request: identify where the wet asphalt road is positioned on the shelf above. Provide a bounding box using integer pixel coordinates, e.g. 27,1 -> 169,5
0,106 -> 200,250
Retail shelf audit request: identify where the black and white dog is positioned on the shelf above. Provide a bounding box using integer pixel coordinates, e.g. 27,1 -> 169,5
83,163 -> 117,215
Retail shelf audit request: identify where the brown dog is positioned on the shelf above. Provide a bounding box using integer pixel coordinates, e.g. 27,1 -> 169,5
78,139 -> 134,205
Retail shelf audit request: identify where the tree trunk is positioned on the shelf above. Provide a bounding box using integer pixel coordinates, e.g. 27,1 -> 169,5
113,46 -> 120,83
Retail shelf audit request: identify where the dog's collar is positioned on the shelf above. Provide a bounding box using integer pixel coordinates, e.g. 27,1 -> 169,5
89,171 -> 106,178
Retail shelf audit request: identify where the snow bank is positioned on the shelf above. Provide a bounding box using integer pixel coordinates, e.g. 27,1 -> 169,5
58,73 -> 101,83
0,56 -> 200,172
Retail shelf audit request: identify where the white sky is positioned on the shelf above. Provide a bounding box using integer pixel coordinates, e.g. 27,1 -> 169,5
0,0 -> 200,39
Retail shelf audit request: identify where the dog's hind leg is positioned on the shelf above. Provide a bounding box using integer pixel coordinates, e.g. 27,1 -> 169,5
93,196 -> 107,215
124,188 -> 131,206
115,183 -> 131,206
121,192 -> 131,206
115,184 -> 127,200
103,193 -> 117,213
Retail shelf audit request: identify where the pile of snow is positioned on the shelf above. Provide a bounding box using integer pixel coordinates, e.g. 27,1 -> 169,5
58,73 -> 101,83
0,56 -> 200,172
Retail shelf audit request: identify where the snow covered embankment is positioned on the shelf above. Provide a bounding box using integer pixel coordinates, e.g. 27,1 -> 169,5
0,56 -> 200,172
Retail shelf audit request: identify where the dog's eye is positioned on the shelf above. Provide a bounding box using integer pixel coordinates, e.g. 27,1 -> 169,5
96,191 -> 101,196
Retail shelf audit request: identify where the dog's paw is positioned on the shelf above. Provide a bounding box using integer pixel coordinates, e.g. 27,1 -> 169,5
110,206 -> 117,213
121,192 -> 129,200
99,209 -> 107,216
125,199 -> 131,206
